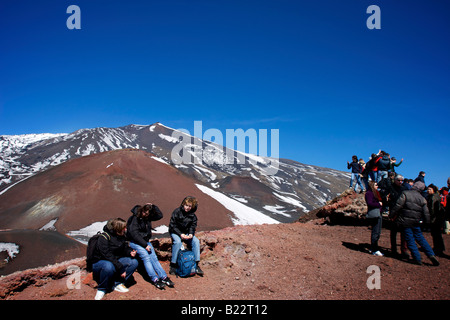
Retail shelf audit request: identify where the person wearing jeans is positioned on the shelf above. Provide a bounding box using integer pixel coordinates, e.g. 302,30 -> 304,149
129,241 -> 170,287
169,196 -> 204,276
127,204 -> 175,289
390,181 -> 439,266
403,227 -> 436,264
170,233 -> 201,264
376,152 -> 390,182
90,218 -> 138,300
347,155 -> 365,192
92,257 -> 138,296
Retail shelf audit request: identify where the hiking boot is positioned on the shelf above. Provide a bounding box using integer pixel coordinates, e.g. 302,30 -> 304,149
153,279 -> 166,290
195,265 -> 204,276
161,277 -> 175,288
169,263 -> 177,275
400,252 -> 410,260
412,260 -> 423,266
429,256 -> 440,266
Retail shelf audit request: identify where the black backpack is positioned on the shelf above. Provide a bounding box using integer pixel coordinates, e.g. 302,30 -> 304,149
86,232 -> 110,272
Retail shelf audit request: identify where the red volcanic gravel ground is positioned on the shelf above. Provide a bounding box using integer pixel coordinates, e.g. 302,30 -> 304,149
3,220 -> 449,303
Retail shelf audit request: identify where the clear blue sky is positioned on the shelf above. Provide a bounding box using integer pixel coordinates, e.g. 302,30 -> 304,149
1,0 -> 449,187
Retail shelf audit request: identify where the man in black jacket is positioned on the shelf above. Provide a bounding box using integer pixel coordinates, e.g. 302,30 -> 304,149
390,181 -> 439,266
169,196 -> 203,276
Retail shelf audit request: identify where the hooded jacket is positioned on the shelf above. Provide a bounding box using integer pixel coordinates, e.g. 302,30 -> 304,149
390,186 -> 430,228
126,204 -> 163,248
169,197 -> 198,237
91,223 -> 133,273
377,155 -> 391,171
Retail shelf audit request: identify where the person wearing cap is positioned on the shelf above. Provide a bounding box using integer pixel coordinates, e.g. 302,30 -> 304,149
390,181 -> 439,266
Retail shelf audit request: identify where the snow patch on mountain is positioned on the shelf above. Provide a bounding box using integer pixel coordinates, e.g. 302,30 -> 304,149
195,184 -> 279,225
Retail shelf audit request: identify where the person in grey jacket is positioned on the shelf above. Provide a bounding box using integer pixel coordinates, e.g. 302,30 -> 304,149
389,181 -> 439,266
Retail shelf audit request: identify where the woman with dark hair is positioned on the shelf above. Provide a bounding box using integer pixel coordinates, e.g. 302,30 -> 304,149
365,181 -> 384,256
127,203 -> 174,289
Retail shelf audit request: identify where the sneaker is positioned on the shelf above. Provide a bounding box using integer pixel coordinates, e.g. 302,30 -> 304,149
153,279 -> 166,290
372,251 -> 384,257
195,265 -> 204,276
95,290 -> 106,300
161,277 -> 175,288
114,284 -> 129,293
429,256 -> 440,266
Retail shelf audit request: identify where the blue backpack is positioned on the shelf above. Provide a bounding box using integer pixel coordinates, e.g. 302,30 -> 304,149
176,250 -> 197,277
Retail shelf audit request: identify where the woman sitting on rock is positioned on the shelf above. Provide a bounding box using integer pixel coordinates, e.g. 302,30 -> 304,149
126,203 -> 175,289
169,196 -> 204,276
91,218 -> 138,300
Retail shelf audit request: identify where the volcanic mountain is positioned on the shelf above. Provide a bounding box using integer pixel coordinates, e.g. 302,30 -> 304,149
0,148 -> 238,233
0,122 -> 350,222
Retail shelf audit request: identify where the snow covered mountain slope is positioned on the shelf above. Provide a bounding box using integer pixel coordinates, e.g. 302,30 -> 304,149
0,123 -> 350,222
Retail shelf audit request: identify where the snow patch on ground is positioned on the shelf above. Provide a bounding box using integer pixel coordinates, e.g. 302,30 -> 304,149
0,242 -> 20,262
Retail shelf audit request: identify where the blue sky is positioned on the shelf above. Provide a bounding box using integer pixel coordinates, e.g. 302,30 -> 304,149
1,0 -> 449,187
